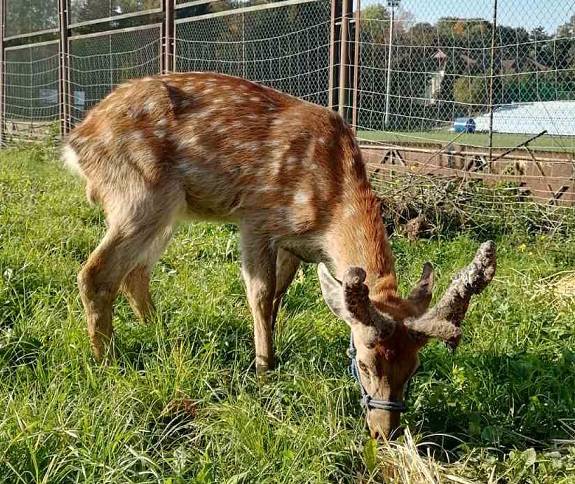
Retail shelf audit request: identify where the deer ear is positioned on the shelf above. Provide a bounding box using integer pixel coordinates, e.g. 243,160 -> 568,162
318,263 -> 350,324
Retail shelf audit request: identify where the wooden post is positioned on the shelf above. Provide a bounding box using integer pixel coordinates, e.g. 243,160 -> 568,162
162,0 -> 175,73
338,0 -> 350,118
58,0 -> 70,135
0,0 -> 5,146
351,0 -> 361,131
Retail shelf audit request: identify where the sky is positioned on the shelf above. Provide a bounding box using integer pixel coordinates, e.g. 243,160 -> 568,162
363,0 -> 575,34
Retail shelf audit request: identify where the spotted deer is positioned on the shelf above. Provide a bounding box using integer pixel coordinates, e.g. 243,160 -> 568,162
63,72 -> 496,439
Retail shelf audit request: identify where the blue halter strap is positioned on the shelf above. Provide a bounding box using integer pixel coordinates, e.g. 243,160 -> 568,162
348,333 -> 408,412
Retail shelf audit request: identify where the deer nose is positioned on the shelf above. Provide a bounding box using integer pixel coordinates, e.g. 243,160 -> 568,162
367,409 -> 402,440
370,423 -> 405,440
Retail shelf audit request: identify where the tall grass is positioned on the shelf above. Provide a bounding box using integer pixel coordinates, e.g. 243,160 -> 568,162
0,147 -> 574,482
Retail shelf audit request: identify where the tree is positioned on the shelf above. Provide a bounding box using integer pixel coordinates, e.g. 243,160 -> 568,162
5,0 -> 58,37
453,77 -> 487,113
361,5 -> 390,44
70,0 -> 162,24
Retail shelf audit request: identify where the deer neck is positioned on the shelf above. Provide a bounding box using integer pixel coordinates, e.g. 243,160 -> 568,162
324,181 -> 398,302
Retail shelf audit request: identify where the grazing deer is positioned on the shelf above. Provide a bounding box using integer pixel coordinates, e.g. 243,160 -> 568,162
63,72 -> 496,439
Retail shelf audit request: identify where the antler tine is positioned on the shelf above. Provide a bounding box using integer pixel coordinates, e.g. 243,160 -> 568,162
405,241 -> 496,347
408,262 -> 434,317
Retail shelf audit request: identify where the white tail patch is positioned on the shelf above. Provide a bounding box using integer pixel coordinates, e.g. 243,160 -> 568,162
62,144 -> 84,178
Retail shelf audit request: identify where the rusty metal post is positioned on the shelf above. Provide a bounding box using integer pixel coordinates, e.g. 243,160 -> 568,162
162,0 -> 175,73
338,0 -> 350,119
327,0 -> 338,110
58,0 -> 70,136
351,0 -> 361,131
0,0 -> 5,146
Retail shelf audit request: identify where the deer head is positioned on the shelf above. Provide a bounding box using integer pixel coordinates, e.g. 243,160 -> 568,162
318,241 -> 496,439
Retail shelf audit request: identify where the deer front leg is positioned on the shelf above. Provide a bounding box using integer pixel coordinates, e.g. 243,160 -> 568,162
240,227 -> 277,375
271,249 -> 301,330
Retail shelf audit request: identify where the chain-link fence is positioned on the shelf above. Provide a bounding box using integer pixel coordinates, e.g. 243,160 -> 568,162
175,0 -> 332,105
3,41 -> 59,141
69,25 -> 162,124
1,0 -> 575,212
355,0 -> 575,151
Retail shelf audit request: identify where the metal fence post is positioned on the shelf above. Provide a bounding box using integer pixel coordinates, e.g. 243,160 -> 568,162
327,0 -> 338,110
162,0 -> 175,73
351,0 -> 361,131
0,0 -> 5,146
338,0 -> 350,118
488,0 -> 499,167
58,0 -> 70,136
383,0 -> 398,129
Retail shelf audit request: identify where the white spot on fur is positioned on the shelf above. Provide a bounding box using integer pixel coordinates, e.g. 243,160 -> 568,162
103,126 -> 115,144
257,186 -> 276,193
144,99 -> 158,113
62,144 -> 83,178
267,139 -> 282,149
293,188 -> 312,205
236,141 -> 260,152
132,131 -> 146,143
178,134 -> 199,149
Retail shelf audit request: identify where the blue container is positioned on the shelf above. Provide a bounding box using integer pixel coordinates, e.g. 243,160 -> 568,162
453,118 -> 476,133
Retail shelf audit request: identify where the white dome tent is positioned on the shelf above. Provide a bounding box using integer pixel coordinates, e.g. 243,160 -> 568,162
473,101 -> 575,136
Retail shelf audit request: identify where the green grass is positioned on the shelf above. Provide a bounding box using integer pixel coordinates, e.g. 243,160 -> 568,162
357,129 -> 575,153
1,146 -> 575,482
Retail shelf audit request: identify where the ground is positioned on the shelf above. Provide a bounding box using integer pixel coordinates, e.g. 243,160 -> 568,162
357,130 -> 575,153
0,147 -> 574,483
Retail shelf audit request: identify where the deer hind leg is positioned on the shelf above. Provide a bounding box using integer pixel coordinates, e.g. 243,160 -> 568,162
78,193 -> 182,362
120,226 -> 174,321
240,227 -> 277,375
271,249 -> 301,330
121,265 -> 153,321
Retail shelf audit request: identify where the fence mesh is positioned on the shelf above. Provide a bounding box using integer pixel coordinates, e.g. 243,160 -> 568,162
175,0 -> 332,105
355,0 -> 575,152
4,42 -> 60,142
69,26 -> 162,125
